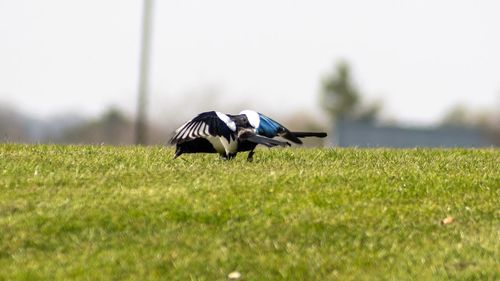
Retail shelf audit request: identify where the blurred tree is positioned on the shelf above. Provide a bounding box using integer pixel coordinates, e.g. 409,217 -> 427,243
320,61 -> 360,120
440,104 -> 470,126
440,103 -> 500,144
440,104 -> 500,128
60,107 -> 169,145
62,108 -> 134,145
320,61 -> 381,122
0,104 -> 30,142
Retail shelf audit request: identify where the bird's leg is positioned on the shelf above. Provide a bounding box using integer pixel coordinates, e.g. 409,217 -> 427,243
247,150 -> 255,162
220,153 -> 237,160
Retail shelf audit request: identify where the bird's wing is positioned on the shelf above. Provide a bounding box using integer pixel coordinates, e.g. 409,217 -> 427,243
170,111 -> 236,144
238,129 -> 290,148
258,113 -> 303,144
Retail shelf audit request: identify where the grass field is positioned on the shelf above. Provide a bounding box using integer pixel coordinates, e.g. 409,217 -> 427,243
0,144 -> 498,280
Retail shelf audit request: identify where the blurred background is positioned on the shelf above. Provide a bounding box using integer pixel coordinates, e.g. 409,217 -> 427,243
1,0 -> 498,147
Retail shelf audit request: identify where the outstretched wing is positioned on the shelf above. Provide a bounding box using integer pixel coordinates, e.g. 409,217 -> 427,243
170,111 -> 236,144
238,129 -> 290,148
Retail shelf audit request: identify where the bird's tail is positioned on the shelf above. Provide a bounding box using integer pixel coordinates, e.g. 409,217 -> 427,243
278,129 -> 327,144
290,132 -> 327,138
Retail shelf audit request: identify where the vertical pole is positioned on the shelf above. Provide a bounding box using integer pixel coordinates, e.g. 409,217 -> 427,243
135,0 -> 154,145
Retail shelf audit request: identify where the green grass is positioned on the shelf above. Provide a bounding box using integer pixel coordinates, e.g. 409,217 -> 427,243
0,144 -> 498,280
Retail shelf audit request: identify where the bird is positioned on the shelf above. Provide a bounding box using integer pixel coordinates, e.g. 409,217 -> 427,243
170,111 -> 289,160
238,110 -> 327,161
170,110 -> 328,161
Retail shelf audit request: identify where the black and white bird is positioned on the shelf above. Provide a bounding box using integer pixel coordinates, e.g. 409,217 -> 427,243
170,111 -> 289,160
170,110 -> 327,161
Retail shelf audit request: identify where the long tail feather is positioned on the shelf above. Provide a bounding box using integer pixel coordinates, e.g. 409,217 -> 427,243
290,131 -> 327,138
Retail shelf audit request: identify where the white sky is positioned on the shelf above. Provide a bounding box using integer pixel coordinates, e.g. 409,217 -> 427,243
0,0 -> 499,125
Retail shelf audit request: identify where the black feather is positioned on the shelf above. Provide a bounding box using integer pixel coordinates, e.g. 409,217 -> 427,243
239,130 -> 290,148
290,132 -> 327,138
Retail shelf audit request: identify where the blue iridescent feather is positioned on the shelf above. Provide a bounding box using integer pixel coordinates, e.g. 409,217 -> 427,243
256,113 -> 282,138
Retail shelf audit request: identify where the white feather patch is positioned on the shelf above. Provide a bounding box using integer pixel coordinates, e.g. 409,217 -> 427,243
189,122 -> 200,138
215,111 -> 236,131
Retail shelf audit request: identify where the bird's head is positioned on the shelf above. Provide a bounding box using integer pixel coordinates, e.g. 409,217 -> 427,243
227,114 -> 252,131
239,110 -> 260,130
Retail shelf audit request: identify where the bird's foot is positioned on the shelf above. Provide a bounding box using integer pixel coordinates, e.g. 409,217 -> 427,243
220,153 -> 236,161
247,150 -> 255,162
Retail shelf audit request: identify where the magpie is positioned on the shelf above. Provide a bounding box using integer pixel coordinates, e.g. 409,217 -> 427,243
170,111 -> 289,160
238,110 -> 327,161
170,110 -> 327,161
